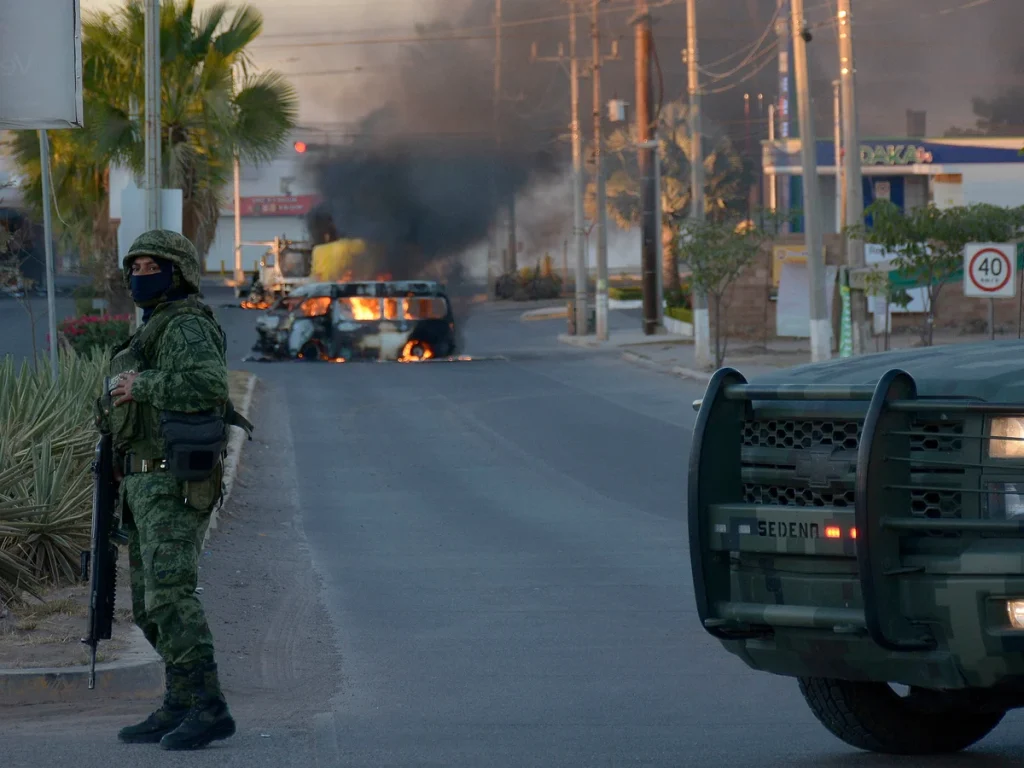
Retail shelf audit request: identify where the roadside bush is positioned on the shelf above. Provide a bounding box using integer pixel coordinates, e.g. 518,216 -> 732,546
608,285 -> 642,301
58,314 -> 132,356
0,350 -> 107,604
494,259 -> 563,301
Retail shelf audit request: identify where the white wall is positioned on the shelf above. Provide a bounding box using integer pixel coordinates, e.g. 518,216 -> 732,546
959,164 -> 1024,208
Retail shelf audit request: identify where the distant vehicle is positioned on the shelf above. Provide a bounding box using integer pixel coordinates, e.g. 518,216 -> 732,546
236,237 -> 315,307
250,279 -> 458,362
688,343 -> 1024,755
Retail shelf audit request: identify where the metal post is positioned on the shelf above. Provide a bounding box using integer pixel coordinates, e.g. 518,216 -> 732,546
141,0 -> 161,329
593,0 -> 609,340
776,0 -> 791,233
233,152 -> 243,284
767,103 -> 777,214
571,0 -> 588,334
790,0 -> 830,361
654,145 -> 664,326
833,80 -> 843,234
686,0 -> 710,359
144,0 -> 161,230
770,102 -> 774,215
38,130 -> 58,379
838,0 -> 869,354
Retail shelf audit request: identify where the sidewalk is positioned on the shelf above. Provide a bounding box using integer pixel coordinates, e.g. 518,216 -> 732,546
558,326 -> 1024,384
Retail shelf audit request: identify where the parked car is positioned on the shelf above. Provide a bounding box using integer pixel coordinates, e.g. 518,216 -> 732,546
251,279 -> 458,362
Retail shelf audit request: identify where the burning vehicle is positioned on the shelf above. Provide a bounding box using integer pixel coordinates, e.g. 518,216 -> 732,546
250,279 -> 458,362
238,237 -> 316,309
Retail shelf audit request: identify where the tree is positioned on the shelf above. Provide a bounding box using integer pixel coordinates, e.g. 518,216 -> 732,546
585,101 -> 752,296
847,200 -> 1024,346
677,216 -> 770,367
6,0 -> 298,291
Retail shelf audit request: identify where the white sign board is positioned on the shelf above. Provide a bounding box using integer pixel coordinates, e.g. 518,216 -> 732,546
117,184 -> 184,260
0,0 -> 84,129
964,243 -> 1016,299
776,260 -> 839,340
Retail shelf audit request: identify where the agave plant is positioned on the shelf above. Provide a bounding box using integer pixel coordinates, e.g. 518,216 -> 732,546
0,349 -> 109,599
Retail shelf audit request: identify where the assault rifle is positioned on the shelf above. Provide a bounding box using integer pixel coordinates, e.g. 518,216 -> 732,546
80,432 -> 126,689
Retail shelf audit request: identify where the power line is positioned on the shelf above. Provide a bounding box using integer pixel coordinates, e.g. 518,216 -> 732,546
253,0 -> 683,46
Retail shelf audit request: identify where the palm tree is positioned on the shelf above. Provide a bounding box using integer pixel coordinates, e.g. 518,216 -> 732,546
6,0 -> 298,305
586,101 -> 752,295
84,0 -> 299,256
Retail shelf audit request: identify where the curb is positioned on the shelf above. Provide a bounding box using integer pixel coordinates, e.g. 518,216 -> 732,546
204,372 -> 259,548
620,350 -> 712,383
0,373 -> 259,707
0,626 -> 164,706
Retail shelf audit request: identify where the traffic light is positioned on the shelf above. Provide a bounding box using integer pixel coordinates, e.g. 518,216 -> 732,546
294,141 -> 307,153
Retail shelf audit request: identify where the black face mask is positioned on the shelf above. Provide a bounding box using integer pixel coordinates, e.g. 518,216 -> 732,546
130,261 -> 174,306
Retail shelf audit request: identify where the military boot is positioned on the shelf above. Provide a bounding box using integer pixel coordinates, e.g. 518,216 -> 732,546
159,661 -> 236,751
117,664 -> 192,743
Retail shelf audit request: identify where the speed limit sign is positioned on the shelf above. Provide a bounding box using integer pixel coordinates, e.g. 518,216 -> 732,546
964,243 -> 1016,298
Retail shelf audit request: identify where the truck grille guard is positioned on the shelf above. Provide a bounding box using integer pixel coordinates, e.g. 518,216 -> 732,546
689,367 -> 1024,654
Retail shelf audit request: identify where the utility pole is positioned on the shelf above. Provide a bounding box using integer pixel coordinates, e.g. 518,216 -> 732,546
685,0 -> 710,360
533,1 -> 619,334
494,0 -> 518,273
141,0 -> 161,329
489,0 -> 503,295
570,0 -> 587,334
832,80 -> 843,234
776,0 -> 791,232
634,0 -> 658,335
837,0 -> 869,354
592,0 -> 609,340
790,0 -> 830,361
767,103 -> 777,214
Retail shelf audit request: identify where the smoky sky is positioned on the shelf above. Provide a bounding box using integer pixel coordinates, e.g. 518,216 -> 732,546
300,0 -> 1024,275
288,0 -> 1024,143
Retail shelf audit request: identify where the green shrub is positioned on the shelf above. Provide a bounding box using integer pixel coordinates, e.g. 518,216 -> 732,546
666,306 -> 693,324
608,286 -> 643,301
0,350 -> 108,602
58,314 -> 132,356
494,263 -> 563,301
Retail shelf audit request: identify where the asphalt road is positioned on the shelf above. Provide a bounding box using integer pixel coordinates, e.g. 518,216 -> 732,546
2,287 -> 1024,766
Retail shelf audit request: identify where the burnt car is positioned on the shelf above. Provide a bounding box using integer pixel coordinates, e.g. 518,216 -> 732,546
251,279 -> 458,362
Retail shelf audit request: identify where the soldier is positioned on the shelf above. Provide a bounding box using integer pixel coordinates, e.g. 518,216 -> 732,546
96,230 -> 240,750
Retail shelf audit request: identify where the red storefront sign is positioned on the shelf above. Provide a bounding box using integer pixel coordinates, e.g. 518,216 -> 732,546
228,195 -> 321,217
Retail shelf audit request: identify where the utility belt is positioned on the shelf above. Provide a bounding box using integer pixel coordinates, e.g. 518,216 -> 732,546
118,410 -> 228,481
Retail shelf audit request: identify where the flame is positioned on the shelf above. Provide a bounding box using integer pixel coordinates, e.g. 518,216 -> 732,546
348,297 -> 381,320
330,357 -> 346,363
241,298 -> 271,310
398,340 -> 434,362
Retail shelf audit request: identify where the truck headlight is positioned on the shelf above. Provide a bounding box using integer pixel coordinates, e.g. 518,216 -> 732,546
986,483 -> 1024,519
1008,600 -> 1024,629
989,417 -> 1024,458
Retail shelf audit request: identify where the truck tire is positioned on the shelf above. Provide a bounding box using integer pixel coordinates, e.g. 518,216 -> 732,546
798,677 -> 1004,755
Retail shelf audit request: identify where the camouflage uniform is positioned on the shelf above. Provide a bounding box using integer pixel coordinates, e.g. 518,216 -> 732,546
96,230 -> 238,751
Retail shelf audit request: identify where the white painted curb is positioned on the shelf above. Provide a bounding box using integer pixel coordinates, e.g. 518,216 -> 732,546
204,373 -> 258,547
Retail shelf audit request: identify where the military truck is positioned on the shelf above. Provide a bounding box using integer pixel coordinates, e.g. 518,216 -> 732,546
689,342 -> 1024,755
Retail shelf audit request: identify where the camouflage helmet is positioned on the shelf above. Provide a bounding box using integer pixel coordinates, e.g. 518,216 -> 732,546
122,229 -> 201,294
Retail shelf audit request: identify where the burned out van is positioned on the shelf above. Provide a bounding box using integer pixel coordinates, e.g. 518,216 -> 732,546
251,279 -> 458,362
